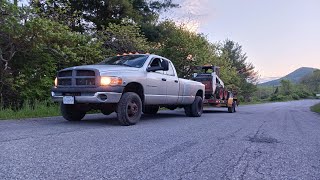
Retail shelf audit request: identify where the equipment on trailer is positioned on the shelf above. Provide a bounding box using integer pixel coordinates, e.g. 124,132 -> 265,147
193,65 -> 237,113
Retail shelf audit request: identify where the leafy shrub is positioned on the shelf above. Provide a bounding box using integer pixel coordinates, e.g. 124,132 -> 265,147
238,96 -> 245,103
291,93 -> 300,100
270,94 -> 289,101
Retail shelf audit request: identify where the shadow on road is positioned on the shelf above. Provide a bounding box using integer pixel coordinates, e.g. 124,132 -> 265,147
62,111 -> 187,126
203,109 -> 229,114
60,108 -> 233,126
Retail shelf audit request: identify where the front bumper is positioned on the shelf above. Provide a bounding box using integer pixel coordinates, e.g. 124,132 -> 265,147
51,86 -> 124,103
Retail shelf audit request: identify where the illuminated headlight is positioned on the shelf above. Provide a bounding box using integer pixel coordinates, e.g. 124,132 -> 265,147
100,77 -> 123,86
54,77 -> 58,87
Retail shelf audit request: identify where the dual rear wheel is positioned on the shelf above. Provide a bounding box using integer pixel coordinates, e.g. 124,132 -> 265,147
184,96 -> 203,117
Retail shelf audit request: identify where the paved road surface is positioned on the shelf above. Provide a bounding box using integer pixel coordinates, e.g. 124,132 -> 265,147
0,100 -> 320,180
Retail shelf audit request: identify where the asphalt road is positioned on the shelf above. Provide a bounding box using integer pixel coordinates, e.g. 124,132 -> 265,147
1,100 -> 320,180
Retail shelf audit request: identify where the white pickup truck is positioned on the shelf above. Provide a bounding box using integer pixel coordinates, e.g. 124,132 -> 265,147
51,54 -> 205,125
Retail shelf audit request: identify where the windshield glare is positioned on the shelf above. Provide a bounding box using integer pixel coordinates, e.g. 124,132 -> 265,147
98,55 -> 148,68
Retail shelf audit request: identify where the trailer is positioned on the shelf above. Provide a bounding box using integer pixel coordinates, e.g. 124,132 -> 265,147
193,65 -> 237,113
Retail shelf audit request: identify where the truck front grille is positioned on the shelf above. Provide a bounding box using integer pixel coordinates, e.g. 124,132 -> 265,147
58,70 -> 72,77
58,79 -> 72,86
76,78 -> 96,86
57,69 -> 97,87
76,70 -> 95,77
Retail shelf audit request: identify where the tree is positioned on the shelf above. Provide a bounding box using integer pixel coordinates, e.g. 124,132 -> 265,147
218,40 -> 258,101
31,0 -> 178,33
0,0 -> 29,108
220,40 -> 258,83
279,79 -> 293,95
97,22 -> 151,55
155,21 -> 212,78
0,1 -> 104,109
301,70 -> 320,93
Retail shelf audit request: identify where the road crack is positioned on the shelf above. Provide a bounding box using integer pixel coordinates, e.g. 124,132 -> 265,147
178,128 -> 243,180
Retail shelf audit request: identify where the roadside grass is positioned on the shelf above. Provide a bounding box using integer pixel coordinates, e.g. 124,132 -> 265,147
0,101 -> 60,120
311,103 -> 320,114
240,100 -> 267,106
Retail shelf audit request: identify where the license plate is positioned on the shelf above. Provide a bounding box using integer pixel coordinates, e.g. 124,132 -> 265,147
63,96 -> 75,104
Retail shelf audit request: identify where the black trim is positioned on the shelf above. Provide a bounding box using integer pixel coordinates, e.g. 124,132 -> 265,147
52,86 -> 124,93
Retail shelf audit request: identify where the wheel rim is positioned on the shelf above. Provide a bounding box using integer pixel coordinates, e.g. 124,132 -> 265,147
127,100 -> 139,118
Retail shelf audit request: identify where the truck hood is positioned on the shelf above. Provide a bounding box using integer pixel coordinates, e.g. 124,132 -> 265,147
62,65 -> 140,72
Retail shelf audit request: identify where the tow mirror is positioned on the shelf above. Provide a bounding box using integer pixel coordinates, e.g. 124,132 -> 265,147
147,66 -> 165,72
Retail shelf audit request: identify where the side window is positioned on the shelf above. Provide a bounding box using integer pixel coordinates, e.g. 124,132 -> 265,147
165,61 -> 175,76
216,78 -> 220,84
149,58 -> 161,67
148,58 -> 163,74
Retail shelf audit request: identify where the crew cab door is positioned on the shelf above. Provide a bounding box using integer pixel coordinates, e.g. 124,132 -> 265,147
145,58 -> 167,105
164,60 -> 179,105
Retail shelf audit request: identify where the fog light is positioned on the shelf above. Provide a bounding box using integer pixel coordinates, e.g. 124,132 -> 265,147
98,94 -> 108,101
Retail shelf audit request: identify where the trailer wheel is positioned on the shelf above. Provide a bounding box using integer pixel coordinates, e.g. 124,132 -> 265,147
117,92 -> 142,126
60,104 -> 86,121
184,96 -> 203,117
228,102 -> 236,113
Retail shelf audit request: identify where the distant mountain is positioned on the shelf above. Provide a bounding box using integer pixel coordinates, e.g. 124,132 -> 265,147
259,67 -> 318,86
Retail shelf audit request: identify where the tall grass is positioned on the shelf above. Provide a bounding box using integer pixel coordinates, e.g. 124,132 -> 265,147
0,100 -> 60,120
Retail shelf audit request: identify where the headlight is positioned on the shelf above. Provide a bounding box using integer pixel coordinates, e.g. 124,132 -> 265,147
54,77 -> 58,87
100,77 -> 123,86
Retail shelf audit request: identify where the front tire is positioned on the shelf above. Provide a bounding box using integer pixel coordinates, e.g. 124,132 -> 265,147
117,92 -> 142,126
60,104 -> 86,121
184,96 -> 203,117
143,105 -> 159,114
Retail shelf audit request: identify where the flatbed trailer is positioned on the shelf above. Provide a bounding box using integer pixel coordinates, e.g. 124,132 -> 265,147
203,92 -> 237,113
193,65 -> 237,113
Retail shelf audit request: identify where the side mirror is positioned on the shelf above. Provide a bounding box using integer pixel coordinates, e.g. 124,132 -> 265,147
147,66 -> 165,72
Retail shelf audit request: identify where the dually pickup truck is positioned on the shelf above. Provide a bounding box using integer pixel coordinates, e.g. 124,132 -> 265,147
51,54 -> 205,125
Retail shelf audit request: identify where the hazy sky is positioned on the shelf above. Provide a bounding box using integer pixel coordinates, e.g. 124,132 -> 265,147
165,0 -> 320,79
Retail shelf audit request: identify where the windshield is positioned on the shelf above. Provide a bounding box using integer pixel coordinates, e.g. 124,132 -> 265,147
98,55 -> 149,68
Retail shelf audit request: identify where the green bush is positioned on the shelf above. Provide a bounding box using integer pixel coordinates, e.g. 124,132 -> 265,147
291,93 -> 300,100
269,94 -> 290,101
238,96 -> 245,103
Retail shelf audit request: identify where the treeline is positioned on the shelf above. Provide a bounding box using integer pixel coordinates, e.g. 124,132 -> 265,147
255,70 -> 320,102
0,0 -> 257,109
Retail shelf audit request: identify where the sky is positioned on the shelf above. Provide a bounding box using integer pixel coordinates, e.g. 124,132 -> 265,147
164,0 -> 320,81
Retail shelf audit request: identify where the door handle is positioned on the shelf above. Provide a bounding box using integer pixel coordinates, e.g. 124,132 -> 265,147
162,78 -> 167,81
174,80 -> 178,83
